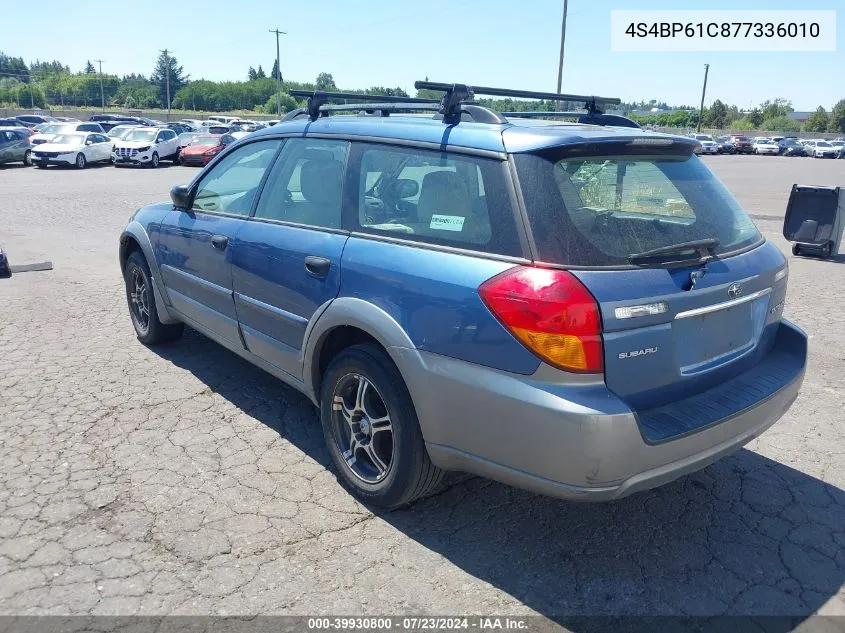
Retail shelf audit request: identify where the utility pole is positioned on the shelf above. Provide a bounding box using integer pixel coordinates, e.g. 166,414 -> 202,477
269,28 -> 286,116
697,63 -> 710,132
161,49 -> 172,121
94,59 -> 105,112
555,0 -> 568,109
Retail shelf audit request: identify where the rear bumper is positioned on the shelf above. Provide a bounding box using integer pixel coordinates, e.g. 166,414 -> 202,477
398,320 -> 806,501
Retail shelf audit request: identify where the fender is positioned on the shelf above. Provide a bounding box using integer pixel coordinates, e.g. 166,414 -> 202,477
301,297 -> 417,404
119,221 -> 180,325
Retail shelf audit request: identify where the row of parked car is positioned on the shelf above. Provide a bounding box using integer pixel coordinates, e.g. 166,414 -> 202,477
690,133 -> 845,158
0,113 -> 279,168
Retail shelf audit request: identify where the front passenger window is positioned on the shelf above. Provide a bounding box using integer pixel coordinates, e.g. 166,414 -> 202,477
192,139 -> 281,216
253,138 -> 349,230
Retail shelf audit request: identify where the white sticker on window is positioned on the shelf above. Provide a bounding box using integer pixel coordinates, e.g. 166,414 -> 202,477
429,214 -> 465,232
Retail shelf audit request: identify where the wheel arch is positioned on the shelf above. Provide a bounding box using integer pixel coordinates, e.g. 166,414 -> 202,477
119,223 -> 180,324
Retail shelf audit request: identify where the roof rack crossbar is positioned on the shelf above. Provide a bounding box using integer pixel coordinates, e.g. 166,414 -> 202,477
289,89 -> 439,121
415,81 -> 621,114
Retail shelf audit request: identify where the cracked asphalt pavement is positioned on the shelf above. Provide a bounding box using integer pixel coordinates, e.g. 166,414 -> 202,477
0,156 -> 843,623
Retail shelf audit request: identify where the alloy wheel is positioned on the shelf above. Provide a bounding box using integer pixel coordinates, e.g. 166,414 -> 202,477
128,266 -> 150,334
331,373 -> 394,483
23,150 -> 32,166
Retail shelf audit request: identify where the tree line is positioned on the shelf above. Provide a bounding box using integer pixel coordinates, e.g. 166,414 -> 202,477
2,50 -> 843,133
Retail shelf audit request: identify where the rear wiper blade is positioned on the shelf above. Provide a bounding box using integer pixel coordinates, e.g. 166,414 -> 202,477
628,238 -> 720,263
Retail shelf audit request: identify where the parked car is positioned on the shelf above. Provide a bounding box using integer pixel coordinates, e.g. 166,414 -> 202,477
112,127 -> 180,167
200,124 -> 232,135
119,85 -> 806,508
690,134 -> 718,154
810,140 -> 838,158
15,114 -> 58,127
728,135 -> 753,154
778,138 -> 807,157
0,128 -> 34,166
31,132 -> 113,168
176,134 -> 231,166
30,122 -> 105,146
714,136 -> 734,154
752,138 -> 780,155
0,118 -> 32,129
107,124 -> 142,145
159,122 -> 193,135
88,114 -> 147,132
207,115 -> 237,124
829,140 -> 845,158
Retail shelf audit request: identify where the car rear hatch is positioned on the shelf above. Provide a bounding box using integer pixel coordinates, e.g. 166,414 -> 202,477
512,136 -> 800,442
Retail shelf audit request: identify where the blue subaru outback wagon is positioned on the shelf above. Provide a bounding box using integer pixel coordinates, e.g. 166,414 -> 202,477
119,82 -> 807,508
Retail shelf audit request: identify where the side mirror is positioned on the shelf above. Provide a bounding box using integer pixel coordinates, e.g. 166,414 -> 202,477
170,184 -> 191,210
390,178 -> 420,199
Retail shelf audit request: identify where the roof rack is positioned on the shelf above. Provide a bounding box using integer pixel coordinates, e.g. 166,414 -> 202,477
500,111 -> 641,129
285,88 -> 507,124
415,81 -> 621,116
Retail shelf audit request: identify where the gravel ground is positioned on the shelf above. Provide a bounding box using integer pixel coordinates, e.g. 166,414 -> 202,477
0,156 -> 843,625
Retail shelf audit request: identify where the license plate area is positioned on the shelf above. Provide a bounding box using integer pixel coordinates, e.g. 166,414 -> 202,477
674,303 -> 756,374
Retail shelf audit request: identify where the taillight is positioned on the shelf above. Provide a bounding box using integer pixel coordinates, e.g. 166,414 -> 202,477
478,266 -> 603,373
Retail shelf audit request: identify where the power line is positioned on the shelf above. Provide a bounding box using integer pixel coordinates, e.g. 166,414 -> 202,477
269,28 -> 287,117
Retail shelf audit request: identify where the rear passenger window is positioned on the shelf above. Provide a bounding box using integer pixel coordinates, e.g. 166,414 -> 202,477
354,145 -> 520,256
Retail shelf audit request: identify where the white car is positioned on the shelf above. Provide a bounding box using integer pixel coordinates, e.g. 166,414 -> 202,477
690,134 -> 718,155
107,125 -> 142,145
31,132 -> 114,169
753,138 -> 780,155
112,127 -> 180,167
810,140 -> 837,158
30,122 -> 105,146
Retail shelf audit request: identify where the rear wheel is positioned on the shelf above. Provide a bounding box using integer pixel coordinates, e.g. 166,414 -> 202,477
792,244 -> 802,256
75,153 -> 86,169
123,251 -> 184,345
320,343 -> 443,509
821,241 -> 833,259
23,149 -> 32,166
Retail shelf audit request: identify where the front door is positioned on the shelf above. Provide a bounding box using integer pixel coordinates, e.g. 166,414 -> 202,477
155,138 -> 282,347
230,137 -> 351,379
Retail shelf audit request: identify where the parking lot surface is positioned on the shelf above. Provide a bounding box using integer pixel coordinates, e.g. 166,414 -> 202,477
0,157 -> 843,621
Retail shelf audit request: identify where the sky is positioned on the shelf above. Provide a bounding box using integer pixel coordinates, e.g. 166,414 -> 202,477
4,0 -> 843,111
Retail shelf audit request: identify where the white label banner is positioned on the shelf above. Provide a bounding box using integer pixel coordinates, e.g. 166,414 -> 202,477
610,10 -> 836,52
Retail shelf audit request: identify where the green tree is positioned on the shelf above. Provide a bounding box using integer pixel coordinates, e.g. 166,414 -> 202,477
828,99 -> 845,133
705,99 -> 728,128
760,115 -> 800,133
84,60 -> 95,74
270,59 -> 281,81
729,117 -> 757,131
151,51 -> 188,107
748,108 -> 762,127
248,66 -> 257,81
315,72 -> 336,91
804,106 -> 829,133
256,65 -> 266,79
0,51 -> 30,83
760,98 -> 793,121
263,92 -> 300,114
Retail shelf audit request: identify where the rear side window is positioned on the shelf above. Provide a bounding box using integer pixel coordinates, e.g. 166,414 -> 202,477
515,147 -> 762,266
351,144 -> 521,256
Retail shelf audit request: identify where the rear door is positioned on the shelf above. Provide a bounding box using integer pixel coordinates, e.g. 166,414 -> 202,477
155,138 -> 282,347
513,144 -> 786,413
230,137 -> 350,379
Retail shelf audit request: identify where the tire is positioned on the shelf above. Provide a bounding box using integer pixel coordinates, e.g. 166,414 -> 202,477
75,153 -> 86,169
123,251 -> 184,345
150,152 -> 160,168
320,343 -> 444,509
792,244 -> 801,256
23,149 -> 32,166
821,241 -> 833,258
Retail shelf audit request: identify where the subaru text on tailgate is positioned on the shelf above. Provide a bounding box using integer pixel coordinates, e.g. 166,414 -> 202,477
119,82 -> 806,508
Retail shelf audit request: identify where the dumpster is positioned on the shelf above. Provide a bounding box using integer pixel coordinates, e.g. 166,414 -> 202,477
783,185 -> 845,259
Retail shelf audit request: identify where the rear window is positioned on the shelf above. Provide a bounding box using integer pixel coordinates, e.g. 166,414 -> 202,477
514,146 -> 762,266
353,144 -> 522,257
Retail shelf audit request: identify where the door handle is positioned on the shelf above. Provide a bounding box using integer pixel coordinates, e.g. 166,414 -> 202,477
304,255 -> 331,278
211,235 -> 229,250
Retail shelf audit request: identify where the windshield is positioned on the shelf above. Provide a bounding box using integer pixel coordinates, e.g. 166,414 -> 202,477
123,129 -> 156,142
108,127 -> 132,138
40,124 -> 68,135
50,134 -> 85,146
193,136 -> 220,147
817,141 -> 832,147
514,148 -> 763,266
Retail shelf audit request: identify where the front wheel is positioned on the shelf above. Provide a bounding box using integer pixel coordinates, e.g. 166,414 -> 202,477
75,153 -> 87,169
123,251 -> 184,345
150,152 -> 160,168
821,241 -> 833,258
23,149 -> 32,166
320,343 -> 443,509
